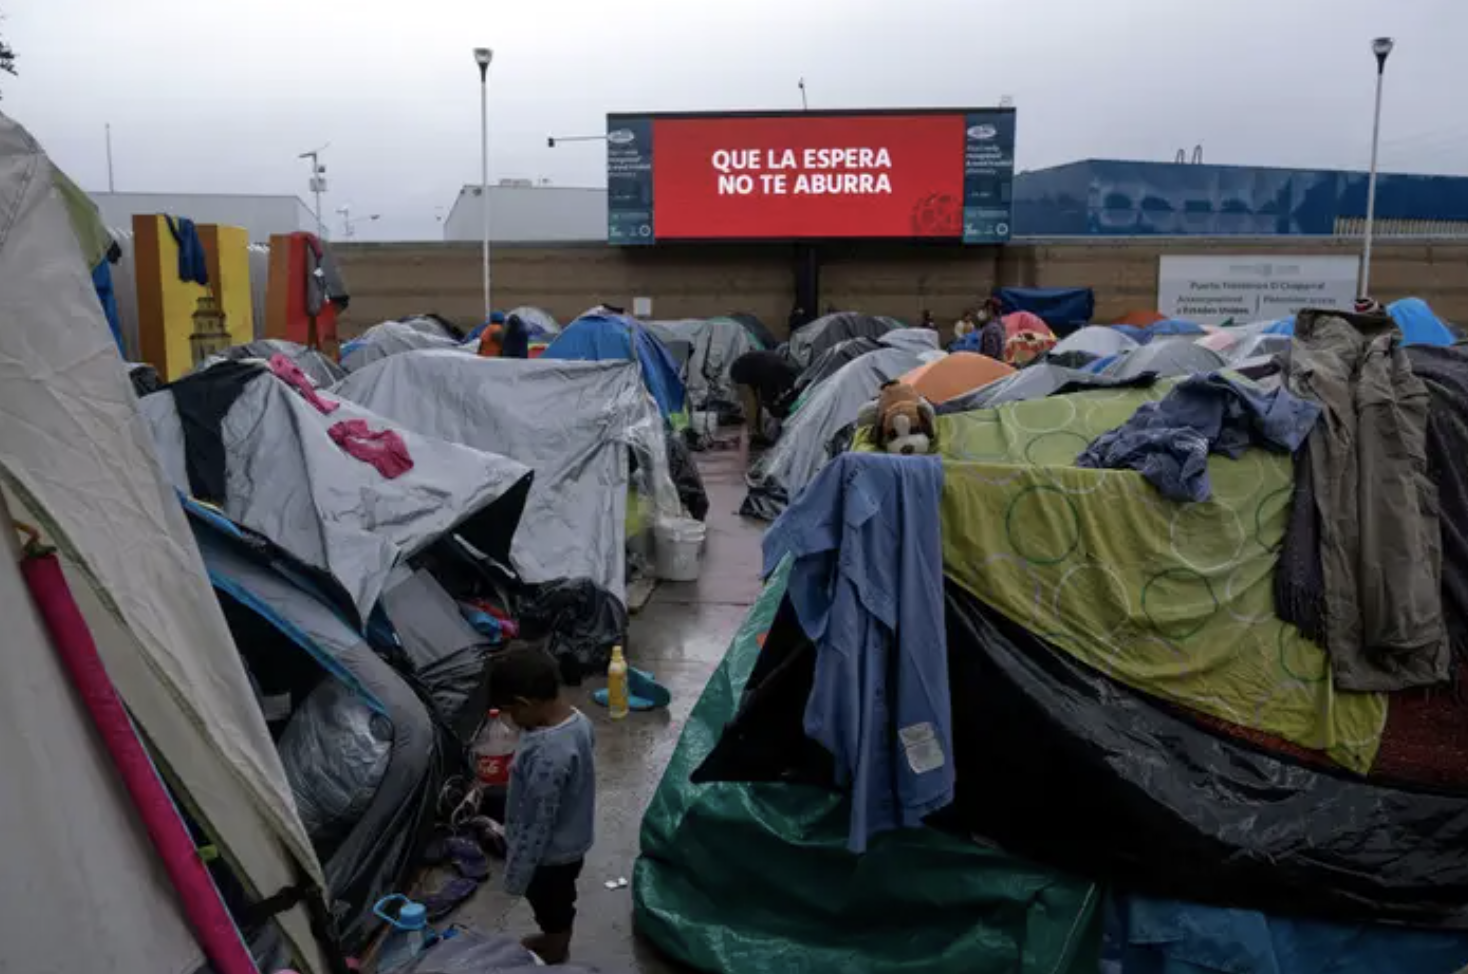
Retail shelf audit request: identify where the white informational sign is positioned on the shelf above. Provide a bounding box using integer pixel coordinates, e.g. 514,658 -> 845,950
632,296 -> 653,318
1157,255 -> 1359,325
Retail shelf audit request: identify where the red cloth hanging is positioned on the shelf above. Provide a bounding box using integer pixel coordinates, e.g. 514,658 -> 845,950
328,419 -> 414,478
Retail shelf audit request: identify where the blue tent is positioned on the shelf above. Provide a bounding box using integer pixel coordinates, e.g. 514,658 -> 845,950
1260,300 -> 1454,347
542,313 -> 688,422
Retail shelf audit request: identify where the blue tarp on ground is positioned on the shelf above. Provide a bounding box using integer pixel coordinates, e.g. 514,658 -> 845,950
994,286 -> 1095,335
1101,895 -> 1468,974
542,313 -> 687,420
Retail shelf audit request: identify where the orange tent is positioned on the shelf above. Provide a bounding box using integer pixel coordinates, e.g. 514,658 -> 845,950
1112,309 -> 1166,327
899,352 -> 1015,404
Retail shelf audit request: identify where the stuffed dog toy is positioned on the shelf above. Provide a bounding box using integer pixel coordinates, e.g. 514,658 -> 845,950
857,380 -> 937,455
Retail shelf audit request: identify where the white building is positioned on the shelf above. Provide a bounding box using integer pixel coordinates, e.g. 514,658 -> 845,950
89,191 -> 319,242
443,182 -> 606,243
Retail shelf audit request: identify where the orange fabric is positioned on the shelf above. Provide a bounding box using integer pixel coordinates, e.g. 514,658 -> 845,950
478,326 -> 504,358
899,352 -> 1014,404
1112,309 -> 1166,327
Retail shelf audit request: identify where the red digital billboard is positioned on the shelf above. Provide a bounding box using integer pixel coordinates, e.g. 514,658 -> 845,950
655,113 -> 962,239
607,109 -> 1016,245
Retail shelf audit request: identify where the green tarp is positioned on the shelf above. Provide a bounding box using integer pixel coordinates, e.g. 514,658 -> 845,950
634,557 -> 1103,974
932,381 -> 1385,772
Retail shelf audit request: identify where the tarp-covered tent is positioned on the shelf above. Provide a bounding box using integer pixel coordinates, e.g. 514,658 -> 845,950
786,312 -> 901,369
634,561 -> 1103,974
340,319 -> 469,373
1100,339 -> 1226,381
194,519 -> 446,954
936,363 -> 1154,414
643,316 -> 758,418
542,312 -> 688,424
338,353 -> 680,605
899,351 -> 1013,404
728,310 -> 777,348
209,337 -> 347,388
140,365 -> 532,624
742,338 -> 933,520
0,111 -> 335,974
650,378 -> 1468,972
995,286 -> 1095,334
1052,324 -> 1139,359
507,305 -> 560,339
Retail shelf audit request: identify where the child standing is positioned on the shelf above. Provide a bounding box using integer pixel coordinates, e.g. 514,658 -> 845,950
491,647 -> 596,964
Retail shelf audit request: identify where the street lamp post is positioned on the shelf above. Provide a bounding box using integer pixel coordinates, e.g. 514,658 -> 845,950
1361,36 -> 1394,297
475,47 -> 494,321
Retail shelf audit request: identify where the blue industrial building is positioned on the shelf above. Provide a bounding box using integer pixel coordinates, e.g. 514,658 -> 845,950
1013,159 -> 1468,237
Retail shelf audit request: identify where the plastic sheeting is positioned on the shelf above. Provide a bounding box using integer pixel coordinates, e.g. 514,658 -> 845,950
340,320 -> 469,373
507,306 -> 560,339
337,353 -> 681,605
400,928 -> 601,973
635,559 -> 1103,974
995,286 -> 1095,334
1100,894 -> 1468,974
695,576 -> 1468,930
741,345 -> 929,520
517,577 -> 629,684
142,370 -> 533,624
380,567 -> 495,738
786,312 -> 901,368
542,312 -> 688,421
938,587 -> 1468,928
279,679 -> 391,846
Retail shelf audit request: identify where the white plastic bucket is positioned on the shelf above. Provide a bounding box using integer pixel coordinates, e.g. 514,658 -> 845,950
654,516 -> 706,582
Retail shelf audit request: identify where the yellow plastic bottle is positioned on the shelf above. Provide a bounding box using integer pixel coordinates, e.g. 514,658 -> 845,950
607,645 -> 630,720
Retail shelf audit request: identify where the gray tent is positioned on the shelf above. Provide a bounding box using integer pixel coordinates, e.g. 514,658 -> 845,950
141,366 -> 532,623
337,352 -> 680,605
342,319 -> 470,372
209,337 -> 346,388
194,522 -> 445,954
742,343 -> 931,520
645,317 -> 759,416
937,364 -> 1157,414
509,306 -> 560,338
1102,340 -> 1227,381
0,111 -> 334,974
1052,325 -> 1139,359
786,312 -> 902,369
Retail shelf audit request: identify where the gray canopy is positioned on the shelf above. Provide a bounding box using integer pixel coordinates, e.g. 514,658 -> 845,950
141,368 -> 532,622
341,320 -> 470,373
337,352 -> 680,604
938,364 -> 1157,414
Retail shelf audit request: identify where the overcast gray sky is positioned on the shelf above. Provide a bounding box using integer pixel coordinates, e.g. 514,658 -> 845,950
5,0 -> 1465,240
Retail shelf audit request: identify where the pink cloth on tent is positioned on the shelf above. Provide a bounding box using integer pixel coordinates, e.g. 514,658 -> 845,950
19,549 -> 259,974
269,353 -> 338,414
328,419 -> 414,478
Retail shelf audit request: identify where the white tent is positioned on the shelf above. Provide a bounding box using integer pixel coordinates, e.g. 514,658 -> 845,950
0,113 -> 333,974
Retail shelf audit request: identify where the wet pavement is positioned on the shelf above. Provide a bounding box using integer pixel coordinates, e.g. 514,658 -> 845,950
455,441 -> 764,972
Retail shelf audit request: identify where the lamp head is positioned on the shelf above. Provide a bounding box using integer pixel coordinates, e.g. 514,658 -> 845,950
474,47 -> 494,68
1372,36 -> 1393,69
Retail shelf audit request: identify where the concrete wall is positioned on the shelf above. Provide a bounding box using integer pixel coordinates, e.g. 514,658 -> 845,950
334,237 -> 1468,339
